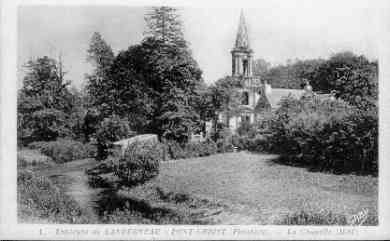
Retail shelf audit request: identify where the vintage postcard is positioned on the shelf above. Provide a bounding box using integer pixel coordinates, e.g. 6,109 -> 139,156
1,0 -> 390,239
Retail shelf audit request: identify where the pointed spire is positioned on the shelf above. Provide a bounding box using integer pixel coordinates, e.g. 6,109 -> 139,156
234,9 -> 250,50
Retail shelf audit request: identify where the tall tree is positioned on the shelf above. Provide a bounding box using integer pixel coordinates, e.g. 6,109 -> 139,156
86,32 -> 115,109
107,36 -> 202,142
21,56 -> 71,110
18,56 -> 73,144
144,7 -> 186,47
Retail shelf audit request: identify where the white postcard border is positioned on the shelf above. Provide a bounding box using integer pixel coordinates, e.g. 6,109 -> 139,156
1,0 -> 390,239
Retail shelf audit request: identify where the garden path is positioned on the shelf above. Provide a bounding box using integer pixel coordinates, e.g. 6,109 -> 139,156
39,159 -> 102,223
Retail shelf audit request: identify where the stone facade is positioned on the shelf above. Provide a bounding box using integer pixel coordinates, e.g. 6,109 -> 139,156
211,11 -> 309,134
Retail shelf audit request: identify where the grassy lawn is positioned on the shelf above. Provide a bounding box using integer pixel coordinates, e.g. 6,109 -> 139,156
154,152 -> 377,224
20,150 -> 377,224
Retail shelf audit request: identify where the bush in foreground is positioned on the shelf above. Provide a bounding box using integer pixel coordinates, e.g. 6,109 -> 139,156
28,139 -> 96,163
114,141 -> 162,188
18,169 -> 88,223
267,95 -> 378,175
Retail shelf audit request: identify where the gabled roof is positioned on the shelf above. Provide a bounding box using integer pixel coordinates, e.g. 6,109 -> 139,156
254,93 -> 271,113
113,134 -> 158,148
234,10 -> 250,50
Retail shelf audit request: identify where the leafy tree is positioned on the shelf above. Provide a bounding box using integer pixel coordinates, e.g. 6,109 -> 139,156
107,36 -> 202,143
214,76 -> 243,118
87,32 -> 115,75
95,115 -> 133,160
202,76 -> 242,138
86,32 -> 115,109
84,8 -> 203,144
18,56 -> 73,144
311,52 -> 378,109
157,84 -> 200,143
191,82 -> 216,122
144,6 -> 186,47
252,58 -> 271,78
21,56 -> 71,111
82,108 -> 101,142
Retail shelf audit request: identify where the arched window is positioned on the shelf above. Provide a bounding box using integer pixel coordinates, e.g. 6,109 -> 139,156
243,59 -> 248,76
242,91 -> 249,105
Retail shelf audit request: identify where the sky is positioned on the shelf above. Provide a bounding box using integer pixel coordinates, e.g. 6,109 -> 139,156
18,1 -> 384,89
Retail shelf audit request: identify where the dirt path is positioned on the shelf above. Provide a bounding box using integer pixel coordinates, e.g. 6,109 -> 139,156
39,159 -> 103,223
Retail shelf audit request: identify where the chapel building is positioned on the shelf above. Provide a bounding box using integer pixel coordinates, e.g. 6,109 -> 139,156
219,11 -> 310,133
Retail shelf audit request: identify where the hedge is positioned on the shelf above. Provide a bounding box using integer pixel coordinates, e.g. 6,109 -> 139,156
267,95 -> 378,174
28,139 -> 96,163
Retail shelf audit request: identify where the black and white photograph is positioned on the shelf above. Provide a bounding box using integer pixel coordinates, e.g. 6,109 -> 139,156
1,0 -> 390,239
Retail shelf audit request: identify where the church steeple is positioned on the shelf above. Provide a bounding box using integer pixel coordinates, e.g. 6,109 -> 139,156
234,10 -> 250,50
231,10 -> 253,77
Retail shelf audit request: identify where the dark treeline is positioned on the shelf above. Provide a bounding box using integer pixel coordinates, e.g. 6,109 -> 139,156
18,7 -> 209,160
253,52 -> 378,109
18,6 -> 378,169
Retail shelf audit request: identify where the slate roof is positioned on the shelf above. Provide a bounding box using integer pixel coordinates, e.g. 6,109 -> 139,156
265,88 -> 306,108
113,134 -> 158,150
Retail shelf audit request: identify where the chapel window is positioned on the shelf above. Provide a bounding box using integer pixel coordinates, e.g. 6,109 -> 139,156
242,91 -> 249,105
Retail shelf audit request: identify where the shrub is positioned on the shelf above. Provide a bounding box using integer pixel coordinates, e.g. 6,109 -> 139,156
28,139 -> 96,163
101,203 -> 193,224
236,121 -> 257,137
162,139 -> 218,160
185,139 -> 218,157
18,169 -> 88,223
17,107 -> 70,145
209,125 -> 234,153
200,139 -> 218,156
216,138 -> 234,153
267,95 -> 378,174
114,141 -> 162,188
17,149 -> 53,169
95,115 -> 133,160
163,140 -> 187,159
232,134 -> 270,152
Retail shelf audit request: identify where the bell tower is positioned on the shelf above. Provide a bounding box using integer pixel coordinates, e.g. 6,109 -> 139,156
231,10 -> 253,77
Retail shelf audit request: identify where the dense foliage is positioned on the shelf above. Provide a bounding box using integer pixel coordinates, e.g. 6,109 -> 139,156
258,52 -> 378,110
95,115 -> 133,160
114,141 -> 162,188
144,7 -> 187,47
28,139 -> 96,164
163,139 -> 218,159
83,8 -> 204,144
18,169 -> 88,223
17,57 -> 74,145
85,32 -> 115,108
263,58 -> 324,89
311,52 -> 378,109
267,95 -> 378,174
